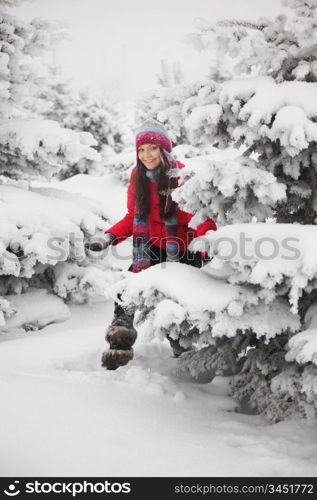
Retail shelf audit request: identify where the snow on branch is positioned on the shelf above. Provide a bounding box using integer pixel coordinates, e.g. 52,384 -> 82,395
173,155 -> 286,226
201,223 -> 317,313
0,119 -> 101,180
216,19 -> 268,31
116,263 -> 300,348
218,77 -> 317,156
0,181 -> 122,329
286,303 -> 317,366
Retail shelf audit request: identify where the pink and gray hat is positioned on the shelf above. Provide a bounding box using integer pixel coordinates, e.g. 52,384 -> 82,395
135,118 -> 172,153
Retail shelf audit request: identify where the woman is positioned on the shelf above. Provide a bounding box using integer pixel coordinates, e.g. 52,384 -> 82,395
86,119 -> 216,370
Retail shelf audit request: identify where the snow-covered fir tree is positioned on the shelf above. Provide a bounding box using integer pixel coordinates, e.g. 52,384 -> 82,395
30,64 -> 134,177
62,91 -> 133,155
38,80 -> 135,178
136,58 -> 197,147
118,0 -> 317,421
0,0 -> 121,331
0,0 -> 100,181
33,64 -> 76,125
156,59 -> 184,89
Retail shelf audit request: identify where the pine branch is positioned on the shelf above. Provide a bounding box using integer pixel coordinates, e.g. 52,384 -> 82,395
303,153 -> 317,224
216,19 -> 268,31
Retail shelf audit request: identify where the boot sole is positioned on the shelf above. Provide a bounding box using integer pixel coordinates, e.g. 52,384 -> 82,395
101,348 -> 134,370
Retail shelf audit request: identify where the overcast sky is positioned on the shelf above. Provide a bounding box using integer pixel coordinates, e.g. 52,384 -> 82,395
14,0 -> 282,100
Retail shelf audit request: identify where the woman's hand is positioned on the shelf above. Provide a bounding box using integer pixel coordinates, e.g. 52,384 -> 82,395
85,233 -> 115,252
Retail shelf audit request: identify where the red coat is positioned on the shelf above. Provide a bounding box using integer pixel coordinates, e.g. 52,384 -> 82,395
106,161 -> 216,250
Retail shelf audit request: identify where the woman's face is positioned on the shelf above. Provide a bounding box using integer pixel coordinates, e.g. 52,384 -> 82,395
138,143 -> 161,170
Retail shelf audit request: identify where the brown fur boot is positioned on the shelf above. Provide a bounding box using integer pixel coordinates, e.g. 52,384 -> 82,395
101,325 -> 137,370
101,348 -> 134,370
106,325 -> 137,350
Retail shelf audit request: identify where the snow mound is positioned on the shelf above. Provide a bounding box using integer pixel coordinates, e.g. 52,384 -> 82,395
1,288 -> 69,332
122,364 -> 185,401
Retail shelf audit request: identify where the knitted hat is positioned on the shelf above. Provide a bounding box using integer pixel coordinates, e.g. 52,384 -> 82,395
135,118 -> 172,153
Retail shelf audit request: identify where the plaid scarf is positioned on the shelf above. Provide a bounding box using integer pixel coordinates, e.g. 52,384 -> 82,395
132,151 -> 179,273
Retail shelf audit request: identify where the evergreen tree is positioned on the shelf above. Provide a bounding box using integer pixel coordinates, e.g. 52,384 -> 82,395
63,91 -> 132,155
34,64 -> 75,124
34,72 -> 135,178
137,58 -> 192,146
0,0 -> 100,181
0,0 -> 119,330
119,0 -> 317,421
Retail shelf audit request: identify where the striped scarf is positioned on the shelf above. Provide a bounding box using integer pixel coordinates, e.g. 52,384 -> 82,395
132,152 -> 179,273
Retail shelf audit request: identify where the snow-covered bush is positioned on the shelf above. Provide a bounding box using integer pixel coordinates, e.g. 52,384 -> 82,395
0,118 -> 100,180
0,181 -> 122,329
228,303 -> 317,422
116,262 -> 300,375
62,92 -> 133,155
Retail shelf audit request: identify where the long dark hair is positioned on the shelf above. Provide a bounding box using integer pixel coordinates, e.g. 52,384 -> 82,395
134,150 -> 177,221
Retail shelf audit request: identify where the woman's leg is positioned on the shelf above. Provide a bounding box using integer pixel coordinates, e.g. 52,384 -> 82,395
109,262 -> 135,328
111,293 -> 135,329
102,265 -> 137,370
108,243 -> 162,331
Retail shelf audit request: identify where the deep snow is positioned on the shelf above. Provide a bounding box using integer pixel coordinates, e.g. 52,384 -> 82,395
1,297 -> 317,477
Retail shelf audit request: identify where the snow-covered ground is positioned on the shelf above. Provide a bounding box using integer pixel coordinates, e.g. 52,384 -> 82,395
1,297 -> 317,477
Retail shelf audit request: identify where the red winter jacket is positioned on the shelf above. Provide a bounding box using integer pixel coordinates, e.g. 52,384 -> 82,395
105,161 -> 216,250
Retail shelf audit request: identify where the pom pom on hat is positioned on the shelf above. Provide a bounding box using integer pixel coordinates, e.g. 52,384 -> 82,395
135,118 -> 172,153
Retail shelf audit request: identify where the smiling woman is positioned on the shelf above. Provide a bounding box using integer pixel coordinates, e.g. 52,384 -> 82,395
137,144 -> 161,170
85,118 -> 217,370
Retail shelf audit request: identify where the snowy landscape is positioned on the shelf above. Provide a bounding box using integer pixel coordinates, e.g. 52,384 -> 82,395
1,0 -> 317,478
1,297 -> 317,477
